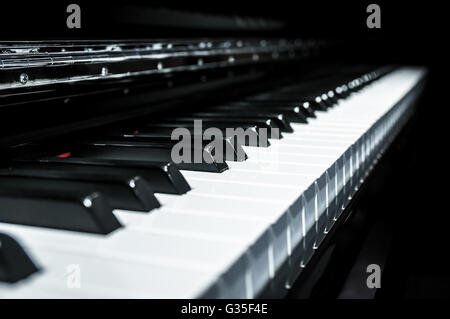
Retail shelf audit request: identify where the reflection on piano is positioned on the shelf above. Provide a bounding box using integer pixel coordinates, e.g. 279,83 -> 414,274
0,7 -> 427,299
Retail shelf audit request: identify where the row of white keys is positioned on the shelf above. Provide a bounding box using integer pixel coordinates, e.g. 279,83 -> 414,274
200,66 -> 426,290
180,67 -> 426,294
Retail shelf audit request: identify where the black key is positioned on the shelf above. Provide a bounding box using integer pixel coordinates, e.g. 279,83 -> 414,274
208,104 -> 308,123
158,117 -> 283,139
324,90 -> 339,104
232,100 -> 316,118
312,94 -> 333,109
0,233 -> 39,283
129,124 -> 270,147
73,141 -> 229,173
15,141 -> 227,173
0,181 -> 121,234
247,77 -> 340,110
277,82 -> 340,96
181,112 -> 294,133
14,159 -> 190,195
335,84 -> 351,99
93,134 -> 248,162
247,94 -> 328,112
0,167 -> 160,212
275,76 -> 347,93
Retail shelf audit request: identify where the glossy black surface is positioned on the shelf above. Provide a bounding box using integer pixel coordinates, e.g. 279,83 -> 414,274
0,167 -> 160,212
0,179 -> 121,234
0,233 -> 39,283
14,159 -> 191,195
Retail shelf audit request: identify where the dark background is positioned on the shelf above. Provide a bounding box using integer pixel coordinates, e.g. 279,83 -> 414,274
1,1 -> 448,298
1,1 -> 444,64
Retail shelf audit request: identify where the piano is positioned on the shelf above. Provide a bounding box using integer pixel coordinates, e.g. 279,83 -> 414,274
0,4 -> 428,299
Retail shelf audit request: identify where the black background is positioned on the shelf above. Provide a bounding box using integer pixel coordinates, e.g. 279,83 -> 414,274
1,0 -> 448,298
0,1 -> 444,64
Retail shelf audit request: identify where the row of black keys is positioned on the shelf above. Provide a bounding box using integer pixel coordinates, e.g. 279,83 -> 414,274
1,67 -> 389,235
1,67 -> 389,236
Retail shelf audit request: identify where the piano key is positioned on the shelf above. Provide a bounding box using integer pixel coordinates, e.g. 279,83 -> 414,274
232,99 -> 317,118
0,167 -> 160,212
246,94 -> 329,111
0,183 -> 121,234
127,124 -> 269,147
84,136 -> 248,162
182,112 -> 294,133
116,210 -> 271,245
208,104 -> 308,123
155,193 -> 286,220
114,129 -> 260,152
0,233 -> 39,283
52,143 -> 229,173
181,169 -> 315,188
274,78 -> 348,95
157,117 -> 283,139
14,158 -> 191,195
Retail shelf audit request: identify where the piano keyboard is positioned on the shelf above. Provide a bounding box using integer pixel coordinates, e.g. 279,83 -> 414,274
0,66 -> 426,298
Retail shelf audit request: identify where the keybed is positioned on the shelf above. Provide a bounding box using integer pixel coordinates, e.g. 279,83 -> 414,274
0,66 -> 427,298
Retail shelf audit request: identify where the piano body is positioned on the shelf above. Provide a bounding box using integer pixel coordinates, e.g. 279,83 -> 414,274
0,3 -> 430,298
